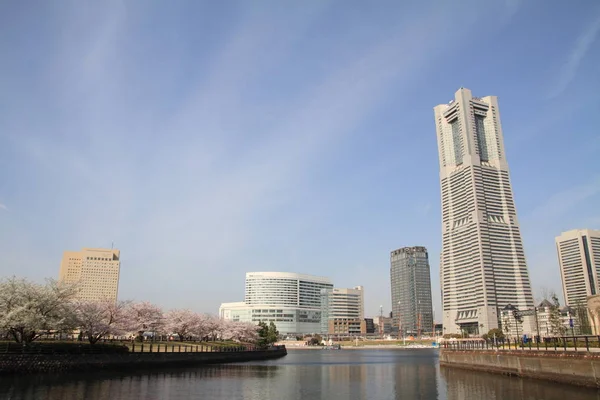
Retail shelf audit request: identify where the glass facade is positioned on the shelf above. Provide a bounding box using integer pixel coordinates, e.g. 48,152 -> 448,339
390,247 -> 434,336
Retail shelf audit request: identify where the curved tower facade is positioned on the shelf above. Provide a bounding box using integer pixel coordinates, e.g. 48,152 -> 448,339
220,271 -> 333,335
433,88 -> 534,335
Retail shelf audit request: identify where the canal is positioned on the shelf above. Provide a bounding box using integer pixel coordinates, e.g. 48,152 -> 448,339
1,349 -> 599,399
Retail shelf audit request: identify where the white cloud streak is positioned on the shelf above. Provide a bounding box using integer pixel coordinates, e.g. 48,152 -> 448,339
527,177 -> 600,222
548,13 -> 600,99
0,203 -> 7,211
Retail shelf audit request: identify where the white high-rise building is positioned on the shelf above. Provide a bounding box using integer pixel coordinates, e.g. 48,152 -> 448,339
434,88 -> 535,336
219,272 -> 333,335
556,229 -> 600,306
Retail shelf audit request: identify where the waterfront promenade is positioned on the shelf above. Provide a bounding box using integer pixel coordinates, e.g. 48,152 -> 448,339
441,336 -> 600,388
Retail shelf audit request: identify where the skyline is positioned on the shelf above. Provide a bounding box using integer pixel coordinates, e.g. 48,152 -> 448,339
1,1 -> 600,318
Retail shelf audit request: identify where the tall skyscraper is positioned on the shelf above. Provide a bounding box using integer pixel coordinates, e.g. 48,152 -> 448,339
59,248 -> 121,302
556,229 -> 600,306
390,246 -> 434,336
434,88 -> 534,335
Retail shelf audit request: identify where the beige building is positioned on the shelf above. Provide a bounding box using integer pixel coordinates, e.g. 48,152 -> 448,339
434,88 -> 535,336
556,229 -> 600,306
59,248 -> 121,302
588,295 -> 600,335
328,318 -> 366,336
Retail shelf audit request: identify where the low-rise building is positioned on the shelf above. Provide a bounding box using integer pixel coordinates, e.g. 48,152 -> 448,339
328,318 -> 366,336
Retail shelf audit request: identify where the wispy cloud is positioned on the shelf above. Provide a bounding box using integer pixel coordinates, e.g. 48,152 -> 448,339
417,202 -> 432,216
0,1 -> 563,314
527,177 -> 600,221
548,13 -> 600,99
0,203 -> 7,211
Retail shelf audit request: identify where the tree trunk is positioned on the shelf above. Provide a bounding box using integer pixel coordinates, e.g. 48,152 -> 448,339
9,329 -> 21,343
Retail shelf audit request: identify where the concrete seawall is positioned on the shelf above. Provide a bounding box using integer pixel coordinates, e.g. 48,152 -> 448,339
0,348 -> 287,375
440,349 -> 600,388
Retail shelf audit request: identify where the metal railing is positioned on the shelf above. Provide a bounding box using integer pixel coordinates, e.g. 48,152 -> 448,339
442,335 -> 600,352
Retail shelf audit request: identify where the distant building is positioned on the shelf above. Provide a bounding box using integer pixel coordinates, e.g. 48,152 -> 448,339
321,286 -> 366,335
219,272 -> 333,335
364,318 -> 375,334
390,246 -> 434,337
58,248 -> 121,302
534,300 -> 583,337
328,319 -> 366,336
320,286 -> 365,335
556,229 -> 600,306
434,88 -> 535,335
375,316 -> 392,336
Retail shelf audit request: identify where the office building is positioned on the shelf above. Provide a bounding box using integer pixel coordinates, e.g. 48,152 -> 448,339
320,286 -> 365,335
58,248 -> 121,302
556,229 -> 600,306
328,319 -> 366,336
390,246 -> 434,336
434,88 -> 535,335
219,272 -> 333,335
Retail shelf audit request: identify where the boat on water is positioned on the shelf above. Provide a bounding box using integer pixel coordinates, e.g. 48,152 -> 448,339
322,344 -> 341,350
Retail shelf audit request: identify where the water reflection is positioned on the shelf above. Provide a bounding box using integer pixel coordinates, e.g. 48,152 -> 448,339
1,349 -> 599,400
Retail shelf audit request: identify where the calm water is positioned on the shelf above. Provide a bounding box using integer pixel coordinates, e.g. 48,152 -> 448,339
1,349 -> 599,400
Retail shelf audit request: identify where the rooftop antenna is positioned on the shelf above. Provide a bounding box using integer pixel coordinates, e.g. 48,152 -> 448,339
111,241 -> 114,250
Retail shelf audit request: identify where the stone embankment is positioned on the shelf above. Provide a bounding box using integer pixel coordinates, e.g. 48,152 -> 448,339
440,349 -> 600,388
0,347 -> 287,374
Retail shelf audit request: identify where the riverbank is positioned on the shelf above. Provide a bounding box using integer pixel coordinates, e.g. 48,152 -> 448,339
0,347 -> 287,375
440,349 -> 600,388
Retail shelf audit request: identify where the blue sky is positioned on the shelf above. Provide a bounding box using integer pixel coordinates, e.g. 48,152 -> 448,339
1,1 -> 599,319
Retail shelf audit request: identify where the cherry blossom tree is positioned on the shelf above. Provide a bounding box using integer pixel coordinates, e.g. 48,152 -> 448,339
164,309 -> 201,341
0,277 -> 78,344
236,322 -> 259,342
75,299 -> 130,344
124,301 -> 164,341
204,314 -> 223,341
